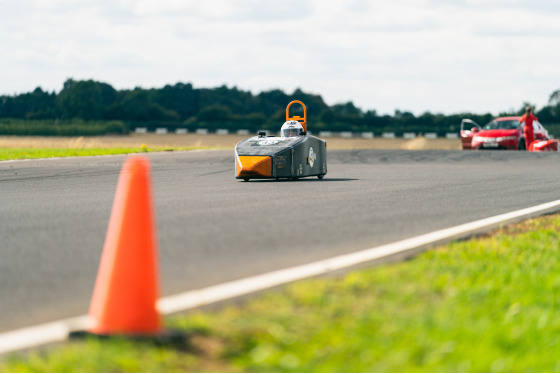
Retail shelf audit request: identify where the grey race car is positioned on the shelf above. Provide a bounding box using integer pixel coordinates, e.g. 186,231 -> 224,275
235,100 -> 327,181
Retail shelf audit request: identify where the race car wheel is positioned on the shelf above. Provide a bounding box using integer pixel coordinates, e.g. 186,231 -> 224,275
318,174 -> 324,180
243,178 -> 249,182
291,177 -> 299,181
518,139 -> 526,151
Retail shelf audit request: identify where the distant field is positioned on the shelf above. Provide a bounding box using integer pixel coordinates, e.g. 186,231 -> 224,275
0,133 -> 461,151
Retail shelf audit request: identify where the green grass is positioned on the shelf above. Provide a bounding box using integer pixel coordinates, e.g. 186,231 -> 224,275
0,147 -> 202,161
0,119 -> 128,136
1,215 -> 560,372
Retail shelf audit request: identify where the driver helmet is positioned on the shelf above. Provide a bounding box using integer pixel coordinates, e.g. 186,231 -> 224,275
280,120 -> 304,138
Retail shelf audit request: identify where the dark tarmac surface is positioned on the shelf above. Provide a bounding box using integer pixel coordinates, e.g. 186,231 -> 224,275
1,149 -> 559,332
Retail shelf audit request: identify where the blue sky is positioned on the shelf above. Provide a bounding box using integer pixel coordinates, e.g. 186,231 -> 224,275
1,0 -> 560,115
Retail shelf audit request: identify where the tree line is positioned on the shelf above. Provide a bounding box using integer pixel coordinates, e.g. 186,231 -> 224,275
1,78 -> 560,136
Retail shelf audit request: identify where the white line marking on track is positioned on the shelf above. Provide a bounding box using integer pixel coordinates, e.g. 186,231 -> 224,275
0,316 -> 91,355
1,199 -> 560,355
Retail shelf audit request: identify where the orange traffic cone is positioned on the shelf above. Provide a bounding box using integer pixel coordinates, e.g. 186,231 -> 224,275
88,156 -> 162,335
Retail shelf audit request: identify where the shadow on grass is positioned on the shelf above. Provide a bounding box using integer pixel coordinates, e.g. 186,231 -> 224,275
69,328 -> 196,353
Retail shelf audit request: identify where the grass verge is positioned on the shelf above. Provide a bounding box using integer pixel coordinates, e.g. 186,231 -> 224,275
0,146 -> 204,161
1,214 -> 560,372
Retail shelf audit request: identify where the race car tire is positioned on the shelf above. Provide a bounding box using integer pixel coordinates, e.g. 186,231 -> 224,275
243,178 -> 249,182
318,174 -> 324,180
518,139 -> 526,151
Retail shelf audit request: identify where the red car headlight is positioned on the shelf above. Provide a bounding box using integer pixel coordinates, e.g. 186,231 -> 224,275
496,136 -> 517,141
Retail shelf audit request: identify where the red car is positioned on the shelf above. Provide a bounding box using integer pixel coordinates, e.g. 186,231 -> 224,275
460,116 -> 552,150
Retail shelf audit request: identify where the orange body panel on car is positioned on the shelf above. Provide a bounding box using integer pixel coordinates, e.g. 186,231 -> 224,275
236,155 -> 272,179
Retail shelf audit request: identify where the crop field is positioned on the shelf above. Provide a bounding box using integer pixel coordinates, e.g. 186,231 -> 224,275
0,133 -> 461,151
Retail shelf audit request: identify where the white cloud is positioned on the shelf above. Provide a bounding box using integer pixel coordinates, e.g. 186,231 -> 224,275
1,0 -> 559,115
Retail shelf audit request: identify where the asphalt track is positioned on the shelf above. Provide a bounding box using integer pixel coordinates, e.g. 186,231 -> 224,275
1,149 -> 560,333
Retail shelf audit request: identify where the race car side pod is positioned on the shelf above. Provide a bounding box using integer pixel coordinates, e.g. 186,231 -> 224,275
72,157 -> 181,342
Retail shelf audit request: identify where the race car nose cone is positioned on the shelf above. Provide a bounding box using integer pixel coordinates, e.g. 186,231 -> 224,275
236,155 -> 272,178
